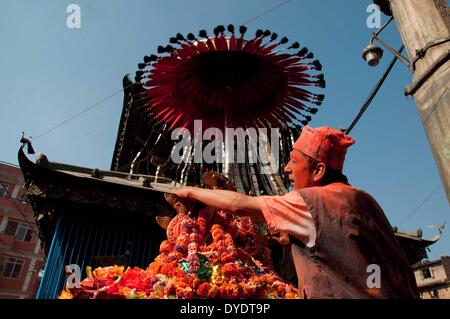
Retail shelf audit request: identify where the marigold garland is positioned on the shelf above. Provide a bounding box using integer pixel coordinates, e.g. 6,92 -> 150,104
59,209 -> 299,299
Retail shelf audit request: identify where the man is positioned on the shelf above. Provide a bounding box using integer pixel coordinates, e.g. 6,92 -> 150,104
173,125 -> 418,298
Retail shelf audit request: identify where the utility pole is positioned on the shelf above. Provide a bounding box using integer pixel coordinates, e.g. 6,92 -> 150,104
374,0 -> 450,204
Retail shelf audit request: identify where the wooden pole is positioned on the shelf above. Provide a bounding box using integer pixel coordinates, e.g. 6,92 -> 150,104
384,0 -> 450,204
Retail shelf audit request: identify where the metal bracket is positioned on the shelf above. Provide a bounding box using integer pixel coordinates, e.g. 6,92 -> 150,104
411,36 -> 450,71
372,34 -> 412,70
369,17 -> 413,70
404,50 -> 450,96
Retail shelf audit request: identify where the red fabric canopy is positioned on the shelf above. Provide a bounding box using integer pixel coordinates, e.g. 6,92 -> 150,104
136,26 -> 325,131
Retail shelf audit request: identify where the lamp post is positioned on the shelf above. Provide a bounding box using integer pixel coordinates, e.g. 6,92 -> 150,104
373,0 -> 450,204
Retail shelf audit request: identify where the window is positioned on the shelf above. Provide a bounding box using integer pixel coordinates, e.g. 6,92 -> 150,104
16,223 -> 35,242
422,268 -> 433,279
4,220 -> 36,242
0,256 -> 24,279
0,182 -> 10,198
4,221 -> 18,235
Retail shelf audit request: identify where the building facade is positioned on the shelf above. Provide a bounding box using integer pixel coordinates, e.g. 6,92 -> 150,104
413,256 -> 450,299
0,161 -> 44,299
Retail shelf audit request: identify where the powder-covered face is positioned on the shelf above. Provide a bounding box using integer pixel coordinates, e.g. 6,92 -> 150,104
284,150 -> 315,191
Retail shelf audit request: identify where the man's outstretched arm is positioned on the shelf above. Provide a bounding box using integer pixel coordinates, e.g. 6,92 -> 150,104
173,186 -> 264,221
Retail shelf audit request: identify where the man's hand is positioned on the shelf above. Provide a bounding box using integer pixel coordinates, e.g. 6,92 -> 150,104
164,191 -> 196,216
172,186 -> 194,199
171,186 -> 264,221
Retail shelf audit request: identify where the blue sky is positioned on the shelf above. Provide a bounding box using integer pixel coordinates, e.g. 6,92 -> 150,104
0,0 -> 448,259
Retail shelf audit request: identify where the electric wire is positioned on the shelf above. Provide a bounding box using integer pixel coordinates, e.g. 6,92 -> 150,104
345,45 -> 404,134
399,183 -> 443,226
30,0 -> 294,143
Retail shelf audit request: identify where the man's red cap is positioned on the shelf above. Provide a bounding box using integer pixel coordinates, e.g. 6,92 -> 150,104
293,125 -> 355,172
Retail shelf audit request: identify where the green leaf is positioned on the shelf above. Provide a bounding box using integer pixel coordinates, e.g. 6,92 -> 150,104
197,253 -> 209,265
196,265 -> 213,279
179,260 -> 190,272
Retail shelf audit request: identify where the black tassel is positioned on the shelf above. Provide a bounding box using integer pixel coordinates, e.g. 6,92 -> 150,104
213,27 -> 219,36
280,37 -> 289,44
270,33 -> 278,41
312,60 -> 322,71
187,33 -> 196,41
199,30 -> 208,38
239,25 -> 247,35
305,52 -> 314,59
27,144 -> 35,155
216,25 -> 225,34
227,24 -> 235,33
317,79 -> 326,88
157,45 -> 166,53
255,29 -> 264,37
263,30 -> 271,37
138,63 -> 146,69
169,37 -> 178,44
308,108 -> 319,114
176,33 -> 185,41
315,94 -> 325,101
315,74 -> 324,81
165,45 -> 174,52
290,41 -> 300,49
135,74 -> 142,82
296,47 -> 309,57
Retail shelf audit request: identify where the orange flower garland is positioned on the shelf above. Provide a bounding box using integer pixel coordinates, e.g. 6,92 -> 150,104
59,208 -> 299,299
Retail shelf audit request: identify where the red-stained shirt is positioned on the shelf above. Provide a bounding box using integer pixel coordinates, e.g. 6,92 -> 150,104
258,192 -> 317,248
257,183 -> 418,298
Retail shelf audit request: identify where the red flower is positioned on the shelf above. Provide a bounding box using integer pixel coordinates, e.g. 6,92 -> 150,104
197,282 -> 211,298
159,240 -> 173,253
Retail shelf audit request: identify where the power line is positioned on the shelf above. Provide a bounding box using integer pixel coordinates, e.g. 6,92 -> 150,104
399,183 -> 443,226
29,1 -> 293,142
241,0 -> 292,25
34,84 -> 134,141
345,45 -> 404,134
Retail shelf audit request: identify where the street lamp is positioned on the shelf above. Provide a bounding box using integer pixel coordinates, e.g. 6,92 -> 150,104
362,17 -> 412,70
362,43 -> 384,66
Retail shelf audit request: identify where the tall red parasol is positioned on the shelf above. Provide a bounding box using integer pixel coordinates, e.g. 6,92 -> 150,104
135,25 -> 325,131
